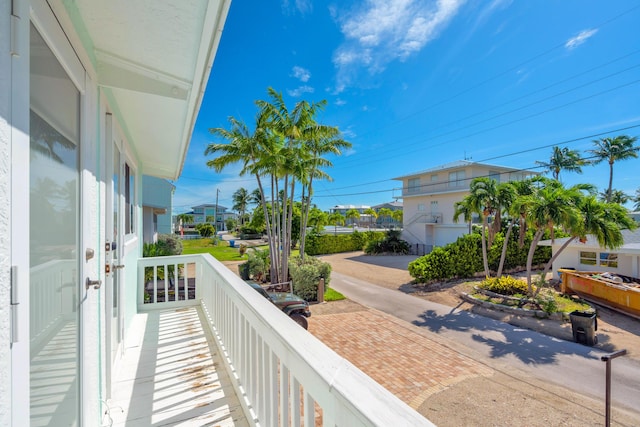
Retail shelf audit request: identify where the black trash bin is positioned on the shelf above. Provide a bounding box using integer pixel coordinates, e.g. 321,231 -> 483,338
570,311 -> 598,346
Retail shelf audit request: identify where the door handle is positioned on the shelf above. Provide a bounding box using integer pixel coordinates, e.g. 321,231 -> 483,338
112,264 -> 125,270
86,277 -> 102,290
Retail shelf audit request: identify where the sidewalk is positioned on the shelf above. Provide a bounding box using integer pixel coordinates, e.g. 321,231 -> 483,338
309,300 -> 640,426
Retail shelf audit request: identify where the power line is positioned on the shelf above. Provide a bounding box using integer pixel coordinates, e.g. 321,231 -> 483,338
312,123 -> 640,198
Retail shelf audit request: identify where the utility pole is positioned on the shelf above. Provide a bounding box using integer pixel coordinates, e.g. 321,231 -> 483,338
214,188 -> 220,232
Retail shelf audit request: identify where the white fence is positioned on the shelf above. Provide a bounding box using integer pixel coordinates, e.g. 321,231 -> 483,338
139,254 -> 433,427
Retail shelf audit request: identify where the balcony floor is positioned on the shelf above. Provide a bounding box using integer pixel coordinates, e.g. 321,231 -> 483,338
108,306 -> 249,427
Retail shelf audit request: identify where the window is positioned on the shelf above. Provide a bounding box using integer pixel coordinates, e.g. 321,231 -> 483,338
430,201 -> 438,212
417,203 -> 426,211
430,174 -> 438,182
580,251 -> 597,266
408,178 -> 421,193
488,170 -> 500,183
125,162 -> 135,234
448,170 -> 466,188
600,253 -> 618,268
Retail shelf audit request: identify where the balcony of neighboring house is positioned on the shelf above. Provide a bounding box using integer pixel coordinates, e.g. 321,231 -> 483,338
107,254 -> 433,426
406,212 -> 443,226
403,179 -> 468,197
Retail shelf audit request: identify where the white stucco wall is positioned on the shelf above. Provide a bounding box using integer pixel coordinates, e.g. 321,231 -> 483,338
0,1 -> 12,422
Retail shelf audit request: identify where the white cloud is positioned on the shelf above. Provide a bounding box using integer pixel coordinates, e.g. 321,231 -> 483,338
565,28 -> 598,50
291,66 -> 311,82
287,85 -> 315,97
335,98 -> 347,106
281,0 -> 312,15
332,0 -> 465,92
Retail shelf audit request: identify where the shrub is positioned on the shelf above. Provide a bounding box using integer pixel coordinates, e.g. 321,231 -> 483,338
143,234 -> 183,257
304,230 -> 384,255
289,256 -> 332,301
407,247 -> 452,282
195,223 -> 215,237
246,249 -> 270,282
364,229 -> 410,255
478,276 -> 530,296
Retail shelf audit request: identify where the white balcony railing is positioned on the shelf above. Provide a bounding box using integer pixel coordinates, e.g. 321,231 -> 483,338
138,254 -> 433,427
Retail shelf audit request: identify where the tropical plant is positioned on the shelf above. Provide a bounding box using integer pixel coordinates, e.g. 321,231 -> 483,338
176,213 -> 194,227
535,146 -> 585,181
327,212 -> 344,235
195,223 -> 215,237
392,209 -> 403,224
589,135 -> 639,202
598,189 -> 629,205
232,187 -> 250,225
364,207 -> 378,228
634,188 -> 640,211
377,208 -> 393,228
205,87 -> 350,285
453,177 -> 501,278
345,209 -> 360,227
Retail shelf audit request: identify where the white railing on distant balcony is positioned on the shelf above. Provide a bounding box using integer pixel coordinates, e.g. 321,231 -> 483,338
404,181 -> 467,195
406,212 -> 443,226
138,254 -> 434,427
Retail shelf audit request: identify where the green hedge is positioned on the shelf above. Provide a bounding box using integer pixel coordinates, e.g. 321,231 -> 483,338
408,229 -> 552,283
304,230 -> 385,255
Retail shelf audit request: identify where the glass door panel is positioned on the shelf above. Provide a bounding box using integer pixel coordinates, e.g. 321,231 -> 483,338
29,24 -> 80,426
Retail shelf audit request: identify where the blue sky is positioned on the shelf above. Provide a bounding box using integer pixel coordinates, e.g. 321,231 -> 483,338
173,0 -> 640,214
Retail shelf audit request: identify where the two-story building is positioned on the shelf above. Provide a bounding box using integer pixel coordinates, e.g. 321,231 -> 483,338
394,160 -> 537,254
191,203 -> 236,231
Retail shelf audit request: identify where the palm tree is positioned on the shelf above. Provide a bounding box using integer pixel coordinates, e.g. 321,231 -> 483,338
377,208 -> 393,228
598,189 -> 629,205
536,197 -> 635,291
589,135 -> 639,202
364,207 -> 378,228
327,212 -> 344,235
392,209 -> 403,226
634,188 -> 640,211
232,187 -> 250,226
453,177 -> 500,277
520,182 -> 593,294
494,182 -> 516,277
535,146 -> 585,181
345,209 -> 360,227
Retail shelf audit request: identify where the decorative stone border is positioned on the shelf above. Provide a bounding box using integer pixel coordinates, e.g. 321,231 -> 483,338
461,291 -> 566,320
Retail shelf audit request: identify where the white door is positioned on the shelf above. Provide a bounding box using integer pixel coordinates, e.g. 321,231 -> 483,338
105,114 -> 124,398
29,23 -> 82,425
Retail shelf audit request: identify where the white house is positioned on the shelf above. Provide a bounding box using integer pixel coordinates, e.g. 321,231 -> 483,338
142,175 -> 175,243
1,2 -> 431,426
394,160 -> 538,253
538,229 -> 640,279
0,0 -> 227,424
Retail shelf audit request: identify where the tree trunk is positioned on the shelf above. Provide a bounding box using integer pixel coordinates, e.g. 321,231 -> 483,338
534,236 -> 576,297
481,216 -> 490,278
497,220 -> 514,277
526,229 -> 546,295
607,161 -> 614,203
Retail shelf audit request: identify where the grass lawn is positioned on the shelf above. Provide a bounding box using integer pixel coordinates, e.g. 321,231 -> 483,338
324,287 -> 346,301
182,238 -> 247,262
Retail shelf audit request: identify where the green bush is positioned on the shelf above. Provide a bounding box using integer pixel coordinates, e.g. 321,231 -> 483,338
246,249 -> 270,282
289,256 -> 332,301
143,234 -> 183,257
364,229 -> 410,255
304,230 -> 384,255
407,247 -> 452,282
448,234 -> 483,277
195,223 -> 215,237
479,276 -> 530,296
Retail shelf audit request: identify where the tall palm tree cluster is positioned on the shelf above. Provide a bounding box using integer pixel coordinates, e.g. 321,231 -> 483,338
205,87 -> 351,285
535,135 -> 639,203
454,176 -> 636,296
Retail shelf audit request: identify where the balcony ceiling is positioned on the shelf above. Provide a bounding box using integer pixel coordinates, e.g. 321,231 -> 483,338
65,0 -> 230,180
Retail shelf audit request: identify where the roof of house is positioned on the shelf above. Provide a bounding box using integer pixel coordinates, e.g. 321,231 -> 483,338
538,228 -> 640,254
373,201 -> 403,209
192,204 -> 229,211
66,1 -> 230,180
392,160 -> 537,180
